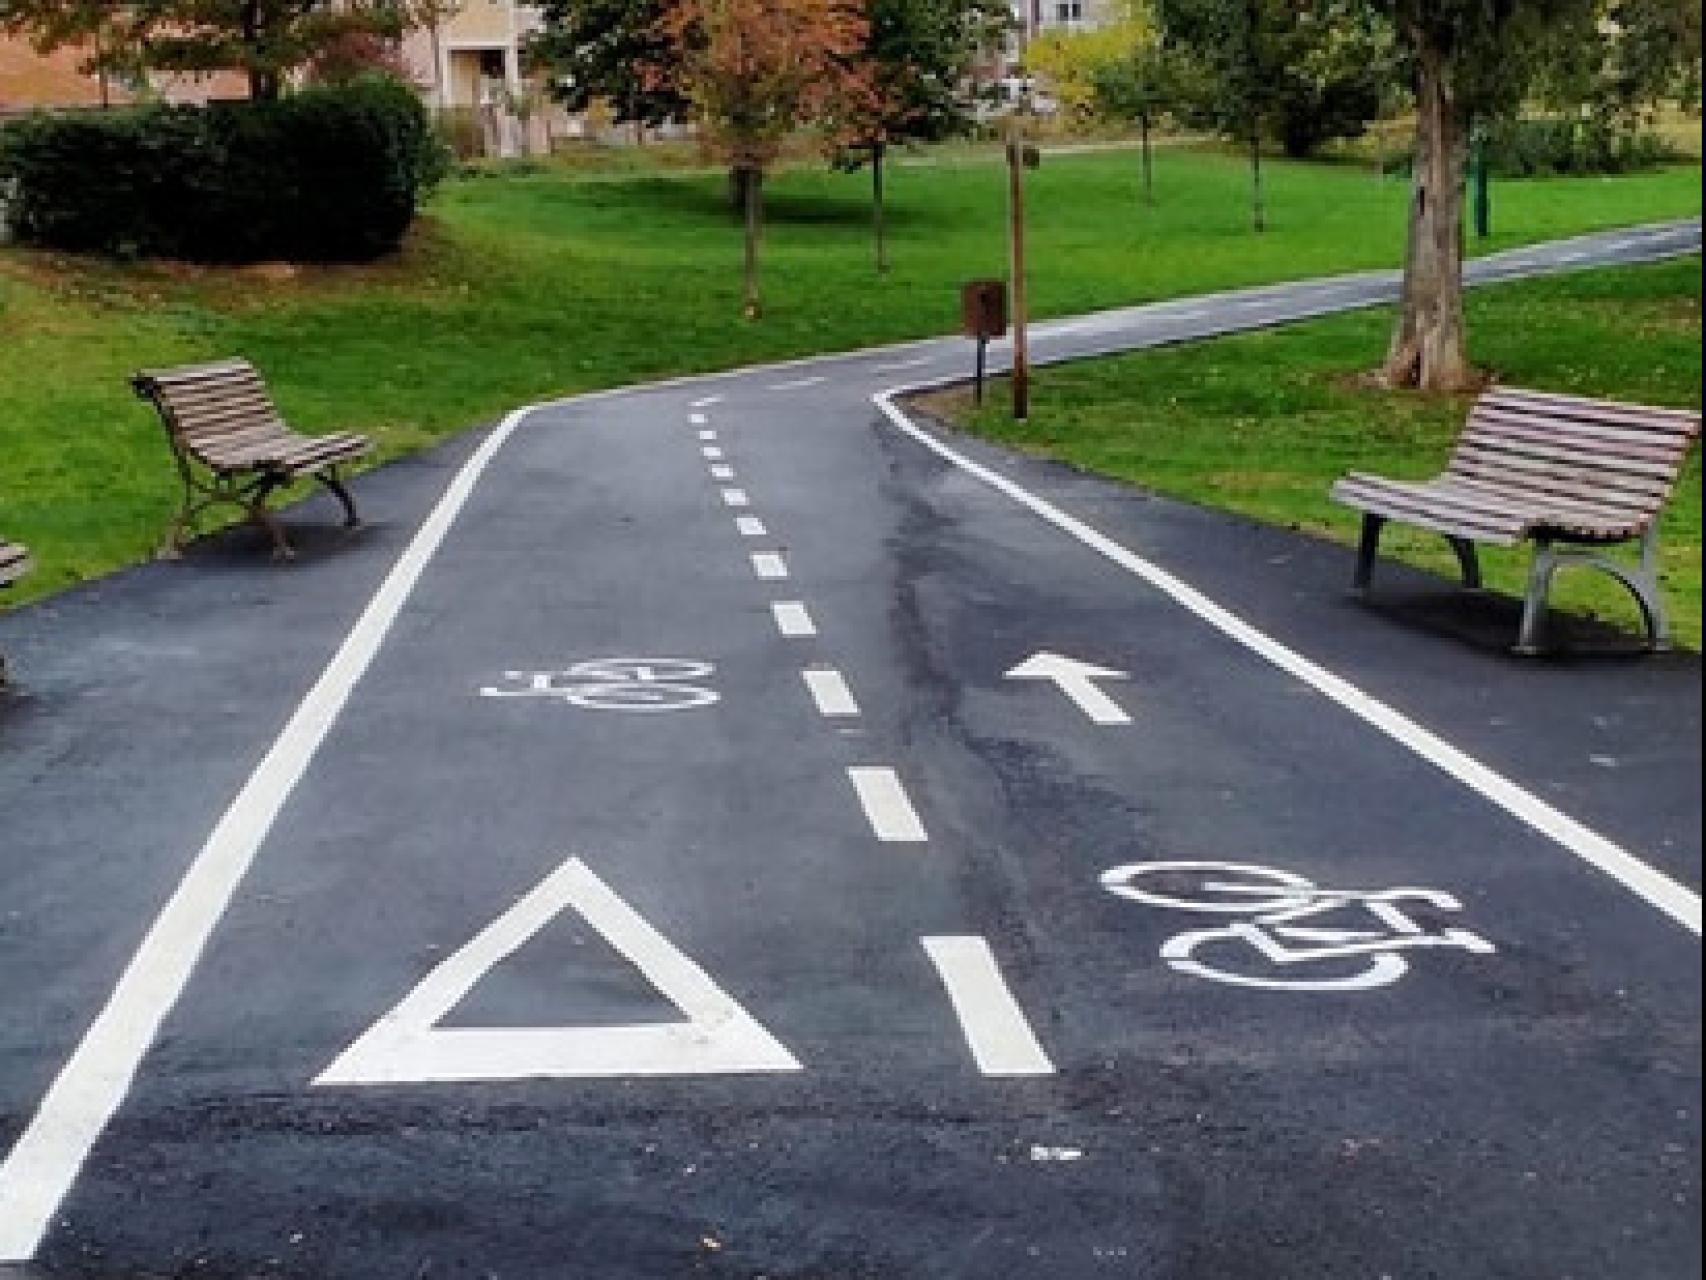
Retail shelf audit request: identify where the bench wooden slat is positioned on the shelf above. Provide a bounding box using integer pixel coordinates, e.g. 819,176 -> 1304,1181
1483,388 -> 1702,435
1448,448 -> 1673,503
1446,467 -> 1671,525
207,433 -> 369,474
1329,475 -> 1529,543
1462,410 -> 1691,470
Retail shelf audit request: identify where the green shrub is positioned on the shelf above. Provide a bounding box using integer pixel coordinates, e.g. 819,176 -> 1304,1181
1379,115 -> 1685,179
0,78 -> 449,262
1479,115 -> 1683,177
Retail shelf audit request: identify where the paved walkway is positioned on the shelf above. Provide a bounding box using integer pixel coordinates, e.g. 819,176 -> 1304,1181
0,221 -> 1699,1278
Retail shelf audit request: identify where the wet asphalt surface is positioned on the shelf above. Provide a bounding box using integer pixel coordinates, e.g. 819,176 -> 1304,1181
0,221 -> 1700,1278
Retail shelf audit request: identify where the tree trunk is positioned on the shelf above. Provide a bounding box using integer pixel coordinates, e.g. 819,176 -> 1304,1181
1249,129 -> 1264,232
742,165 -> 764,320
872,142 -> 889,275
248,68 -> 280,101
1139,112 -> 1153,205
1383,35 -> 1473,391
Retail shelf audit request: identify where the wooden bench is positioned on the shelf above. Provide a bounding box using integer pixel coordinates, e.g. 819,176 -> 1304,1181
1332,386 -> 1701,653
1,536 -> 30,685
132,358 -> 372,560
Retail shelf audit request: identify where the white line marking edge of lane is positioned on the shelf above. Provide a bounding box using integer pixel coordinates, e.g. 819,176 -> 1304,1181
0,404 -> 545,1263
872,387 -> 1702,939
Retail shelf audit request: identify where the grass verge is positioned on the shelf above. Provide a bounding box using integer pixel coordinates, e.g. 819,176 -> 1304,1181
919,255 -> 1702,649
0,145 -> 1699,606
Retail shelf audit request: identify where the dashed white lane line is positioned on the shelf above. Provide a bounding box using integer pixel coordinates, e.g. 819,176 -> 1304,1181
802,668 -> 860,718
771,601 -> 817,637
735,516 -> 768,537
922,936 -> 1056,1077
768,375 -> 829,392
689,412 -> 709,426
710,464 -> 736,481
691,395 -> 723,409
874,357 -> 934,372
1171,309 -> 1208,321
697,429 -> 718,442
846,767 -> 928,843
751,552 -> 789,580
874,389 -> 1703,937
702,446 -> 725,460
721,488 -> 750,508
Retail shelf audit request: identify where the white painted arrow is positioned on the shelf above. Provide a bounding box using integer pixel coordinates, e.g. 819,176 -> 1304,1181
1004,652 -> 1132,726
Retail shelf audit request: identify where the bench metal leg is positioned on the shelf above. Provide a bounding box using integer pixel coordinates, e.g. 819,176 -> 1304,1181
1446,536 -> 1482,590
1516,528 -> 1670,656
1515,538 -> 1559,655
316,467 -> 362,529
242,474 -> 294,561
1353,515 -> 1385,592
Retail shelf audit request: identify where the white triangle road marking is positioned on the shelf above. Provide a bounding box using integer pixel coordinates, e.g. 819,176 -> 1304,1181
315,857 -> 802,1085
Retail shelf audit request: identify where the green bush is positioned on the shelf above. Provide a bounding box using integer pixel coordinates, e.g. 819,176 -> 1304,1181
1379,115 -> 1684,179
1479,116 -> 1683,177
0,78 -> 449,262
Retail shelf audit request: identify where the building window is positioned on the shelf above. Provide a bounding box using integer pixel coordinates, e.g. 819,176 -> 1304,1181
1055,0 -> 1083,21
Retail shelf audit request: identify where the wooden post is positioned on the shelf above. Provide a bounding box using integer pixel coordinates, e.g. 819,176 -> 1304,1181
1007,132 -> 1031,422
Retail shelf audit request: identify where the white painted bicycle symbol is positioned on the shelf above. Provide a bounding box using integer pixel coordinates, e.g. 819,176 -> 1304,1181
1100,861 -> 1496,992
479,659 -> 720,712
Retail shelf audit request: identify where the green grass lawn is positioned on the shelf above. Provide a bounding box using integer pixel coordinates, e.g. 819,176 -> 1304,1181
0,143 -> 1700,606
923,255 -> 1703,648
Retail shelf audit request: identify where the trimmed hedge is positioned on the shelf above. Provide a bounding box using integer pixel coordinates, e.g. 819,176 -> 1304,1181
0,78 -> 448,262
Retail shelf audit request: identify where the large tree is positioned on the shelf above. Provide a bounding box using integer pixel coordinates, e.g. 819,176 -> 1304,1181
0,0 -> 415,101
524,0 -> 690,136
836,0 -> 1011,273
1370,0 -> 1695,389
658,0 -> 874,319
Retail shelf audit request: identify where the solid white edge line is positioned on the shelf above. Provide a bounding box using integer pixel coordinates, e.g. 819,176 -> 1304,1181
847,767 -> 928,843
921,936 -> 1055,1077
802,668 -> 860,717
771,601 -> 817,638
873,389 -> 1702,938
0,404 -> 543,1262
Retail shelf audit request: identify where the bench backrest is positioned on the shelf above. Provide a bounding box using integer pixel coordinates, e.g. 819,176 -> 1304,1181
0,540 -> 28,588
1445,387 -> 1701,533
132,358 -> 291,465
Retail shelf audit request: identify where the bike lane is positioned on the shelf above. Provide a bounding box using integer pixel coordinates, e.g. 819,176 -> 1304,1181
820,395 -> 1701,1276
2,225 -> 1698,1277
20,384 -> 1166,1278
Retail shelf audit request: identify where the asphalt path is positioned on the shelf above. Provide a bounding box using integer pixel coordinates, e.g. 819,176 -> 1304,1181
0,220 -> 1700,1278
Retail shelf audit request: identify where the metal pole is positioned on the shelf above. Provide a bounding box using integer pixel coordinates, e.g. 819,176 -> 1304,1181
1472,126 -> 1491,240
974,337 -> 988,406
1007,134 -> 1031,422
